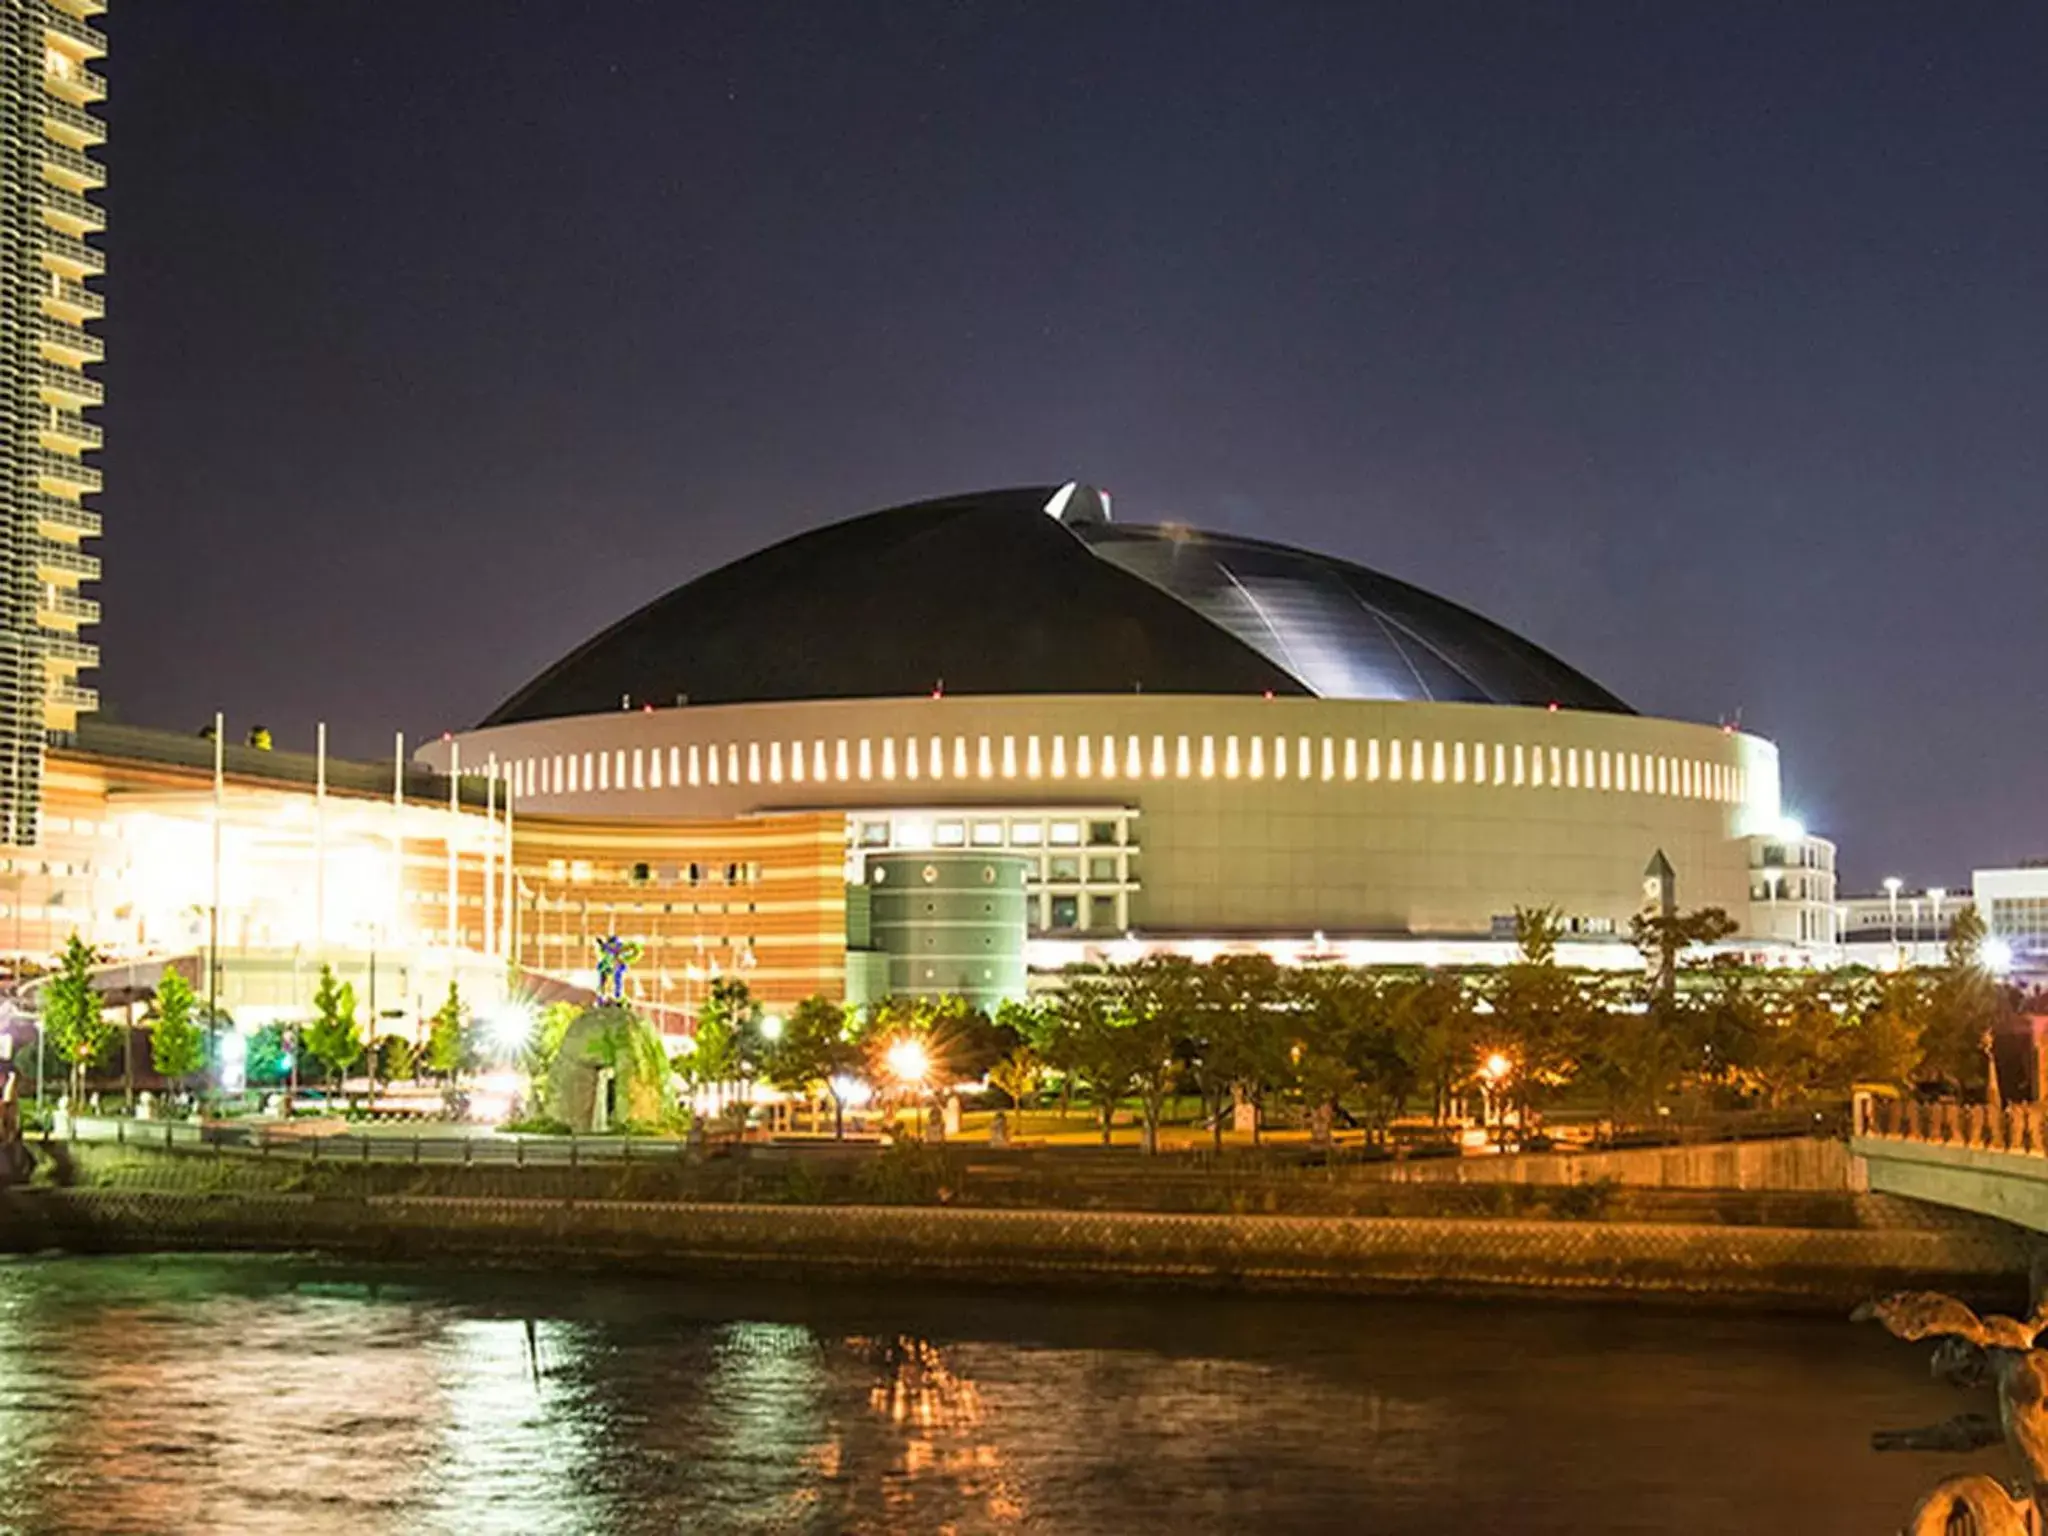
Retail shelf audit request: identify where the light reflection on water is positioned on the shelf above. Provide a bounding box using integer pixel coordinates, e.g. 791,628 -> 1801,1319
0,1254 -> 1971,1534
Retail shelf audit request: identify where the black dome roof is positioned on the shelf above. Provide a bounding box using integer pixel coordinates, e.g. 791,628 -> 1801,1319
484,485 -> 1630,725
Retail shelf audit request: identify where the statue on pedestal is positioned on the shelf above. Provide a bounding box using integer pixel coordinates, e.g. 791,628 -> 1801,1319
1858,1290 -> 2048,1533
593,935 -> 642,1006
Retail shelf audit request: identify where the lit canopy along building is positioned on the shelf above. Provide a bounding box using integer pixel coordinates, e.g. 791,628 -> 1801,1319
4,721 -> 516,1029
0,0 -> 106,844
424,484 -> 1839,1013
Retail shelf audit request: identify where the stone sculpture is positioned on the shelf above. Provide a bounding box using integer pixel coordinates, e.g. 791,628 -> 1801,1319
1858,1290 -> 2048,1533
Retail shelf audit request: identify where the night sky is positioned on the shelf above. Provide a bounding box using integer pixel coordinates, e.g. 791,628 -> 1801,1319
95,3 -> 2048,890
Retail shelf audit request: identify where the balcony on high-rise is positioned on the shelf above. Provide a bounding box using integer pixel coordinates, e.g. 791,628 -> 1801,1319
41,95 -> 104,149
32,450 -> 100,499
40,227 -> 104,279
35,315 -> 101,366
40,633 -> 100,670
32,493 -> 101,541
41,275 -> 102,324
36,540 -> 103,583
39,409 -> 101,453
47,681 -> 100,716
41,140 -> 104,193
43,6 -> 108,59
40,184 -> 104,237
39,590 -> 101,627
42,55 -> 106,106
35,358 -> 101,408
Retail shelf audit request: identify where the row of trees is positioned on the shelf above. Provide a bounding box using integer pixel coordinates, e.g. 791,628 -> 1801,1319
32,939 -> 488,1106
699,904 -> 2023,1150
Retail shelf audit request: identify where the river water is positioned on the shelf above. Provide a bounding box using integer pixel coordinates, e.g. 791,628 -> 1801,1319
0,1254 -> 1988,1533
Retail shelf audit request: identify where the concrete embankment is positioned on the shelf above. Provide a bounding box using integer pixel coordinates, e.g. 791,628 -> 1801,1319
0,1143 -> 2030,1310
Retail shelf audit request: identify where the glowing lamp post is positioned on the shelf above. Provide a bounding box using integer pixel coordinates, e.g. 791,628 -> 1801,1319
884,1037 -> 929,1135
1882,876 -> 1903,962
1480,1051 -> 1512,1145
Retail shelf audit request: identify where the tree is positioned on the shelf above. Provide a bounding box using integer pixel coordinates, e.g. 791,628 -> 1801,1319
987,1045 -> 1043,1111
41,932 -> 112,1108
1201,953 -> 1292,1146
767,994 -> 862,1137
1629,906 -> 1740,996
1398,972 -> 1481,1127
691,976 -> 764,1096
149,969 -> 205,1093
1488,907 -> 1593,1126
1838,971 -> 1926,1090
302,963 -> 364,1093
425,981 -> 476,1081
1921,904 -> 2008,1100
1042,974 -> 1140,1145
374,1034 -> 417,1083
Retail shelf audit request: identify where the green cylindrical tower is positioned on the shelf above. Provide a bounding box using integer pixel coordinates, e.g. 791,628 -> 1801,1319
866,852 -> 1029,1009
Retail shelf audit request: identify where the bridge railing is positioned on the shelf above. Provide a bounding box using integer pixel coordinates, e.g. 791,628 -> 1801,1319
1856,1094 -> 2048,1157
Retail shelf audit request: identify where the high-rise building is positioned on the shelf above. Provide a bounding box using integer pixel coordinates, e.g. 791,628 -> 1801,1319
0,0 -> 104,845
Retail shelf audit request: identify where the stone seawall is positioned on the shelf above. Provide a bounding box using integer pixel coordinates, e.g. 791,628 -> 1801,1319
1,1186 -> 2029,1310
1374,1136 -> 1859,1191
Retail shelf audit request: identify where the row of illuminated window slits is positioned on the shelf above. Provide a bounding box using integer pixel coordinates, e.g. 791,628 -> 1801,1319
503,734 -> 1750,806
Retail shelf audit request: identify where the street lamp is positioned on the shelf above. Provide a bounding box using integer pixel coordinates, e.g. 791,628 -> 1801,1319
760,1013 -> 784,1043
1882,875 -> 1903,955
1480,1051 -> 1512,1144
1928,887 -> 1948,958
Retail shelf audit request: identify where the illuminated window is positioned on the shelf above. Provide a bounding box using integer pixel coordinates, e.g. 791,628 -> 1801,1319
616,750 -> 628,786
1201,735 -> 1216,778
1051,735 -> 1067,779
1125,735 -> 1142,777
1344,738 -> 1358,780
954,736 -> 969,779
770,741 -> 784,783
935,821 -> 966,847
881,738 -> 896,780
1152,735 -> 1167,778
1565,749 -> 1579,789
1387,739 -> 1401,782
813,740 -> 827,781
1050,821 -> 1082,846
1468,742 -> 1485,786
1027,736 -> 1042,779
1003,736 -> 1019,779
631,750 -> 644,790
978,736 -> 994,779
857,738 -> 872,781
748,742 -> 762,784
686,746 -> 700,787
1248,736 -> 1264,779
1078,735 -> 1094,777
1101,735 -> 1117,779
706,748 -> 720,787
972,821 -> 1003,846
835,739 -> 850,782
1269,736 -> 1284,779
1012,821 -> 1043,845
669,746 -> 682,786
906,737 -> 920,780
1411,740 -> 1425,781
1493,743 -> 1506,785
1224,736 -> 1240,779
1519,745 -> 1532,786
1321,736 -> 1334,781
1368,738 -> 1381,781
1432,741 -> 1446,783
599,753 -> 613,792
928,736 -> 943,780
788,742 -> 804,783
1177,735 -> 1192,778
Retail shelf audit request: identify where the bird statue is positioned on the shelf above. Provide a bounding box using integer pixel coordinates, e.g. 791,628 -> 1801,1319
1856,1290 -> 2048,1534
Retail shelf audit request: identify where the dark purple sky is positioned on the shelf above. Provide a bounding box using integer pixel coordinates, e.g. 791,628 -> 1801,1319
96,3 -> 2048,890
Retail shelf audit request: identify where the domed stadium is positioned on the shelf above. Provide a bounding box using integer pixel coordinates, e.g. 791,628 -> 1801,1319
429,484 -> 1833,1011
486,485 -> 1629,724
